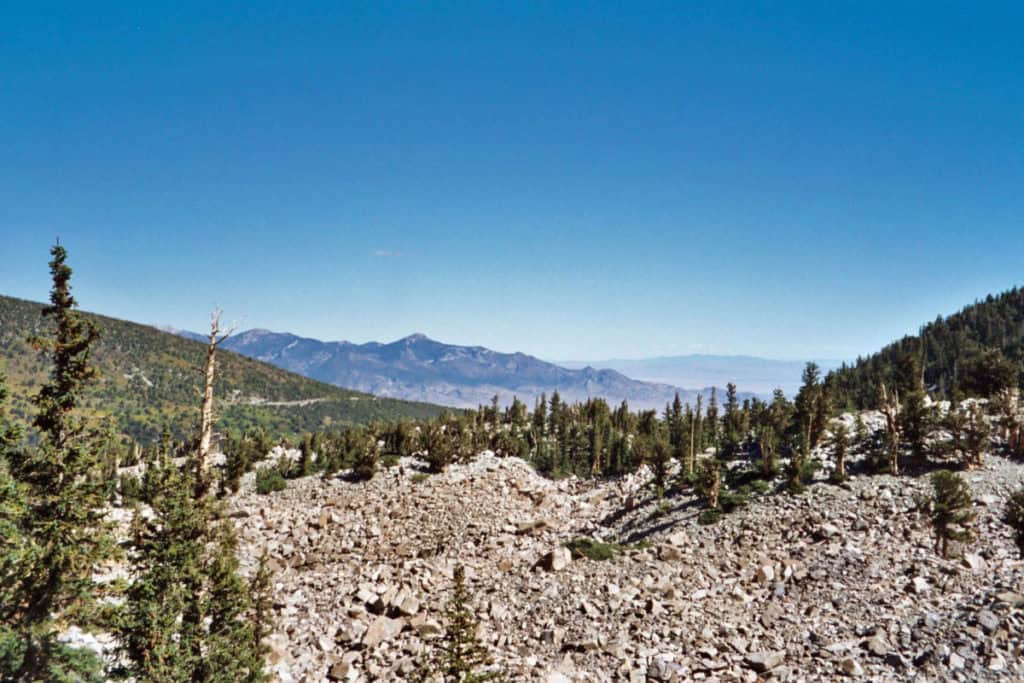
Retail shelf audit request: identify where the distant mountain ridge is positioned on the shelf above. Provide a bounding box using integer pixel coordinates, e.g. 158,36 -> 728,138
560,354 -> 844,396
0,295 -> 444,442
175,328 -> 742,410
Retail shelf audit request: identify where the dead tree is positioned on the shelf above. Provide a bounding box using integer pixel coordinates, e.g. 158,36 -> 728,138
195,308 -> 235,496
879,383 -> 901,476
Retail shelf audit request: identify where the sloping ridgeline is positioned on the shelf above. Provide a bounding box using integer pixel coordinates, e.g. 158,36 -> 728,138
0,294 -> 445,442
827,287 -> 1024,409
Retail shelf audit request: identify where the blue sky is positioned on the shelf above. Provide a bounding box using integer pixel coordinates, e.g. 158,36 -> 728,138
2,2 -> 1022,362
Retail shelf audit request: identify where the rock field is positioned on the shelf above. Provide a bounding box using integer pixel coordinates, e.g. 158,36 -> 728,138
228,437 -> 1024,682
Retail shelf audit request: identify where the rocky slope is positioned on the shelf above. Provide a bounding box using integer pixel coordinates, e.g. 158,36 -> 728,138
228,438 -> 1024,682
198,329 -> 738,411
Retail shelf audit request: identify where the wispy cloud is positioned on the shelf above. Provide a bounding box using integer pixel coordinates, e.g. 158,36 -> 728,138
372,249 -> 402,258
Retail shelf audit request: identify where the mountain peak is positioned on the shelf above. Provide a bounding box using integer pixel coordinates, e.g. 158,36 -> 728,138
400,332 -> 431,343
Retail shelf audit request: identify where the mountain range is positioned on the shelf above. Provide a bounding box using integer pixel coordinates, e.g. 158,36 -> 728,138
183,328 -> 741,411
0,295 -> 444,442
559,355 -> 843,396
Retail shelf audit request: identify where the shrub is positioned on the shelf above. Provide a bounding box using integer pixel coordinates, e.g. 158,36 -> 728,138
698,508 -> 722,525
380,454 -> 400,469
351,433 -> 380,481
415,565 -> 500,681
255,467 -> 286,495
719,490 -> 748,513
564,538 -> 622,561
928,470 -> 975,558
411,472 -> 430,485
1005,486 -> 1024,558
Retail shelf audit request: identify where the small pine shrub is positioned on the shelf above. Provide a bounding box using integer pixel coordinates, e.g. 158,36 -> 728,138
1004,486 -> 1024,558
380,454 -> 400,469
411,472 -> 430,484
417,565 -> 501,682
698,508 -> 722,525
928,470 -> 975,558
564,538 -> 622,561
719,490 -> 748,513
255,467 -> 286,495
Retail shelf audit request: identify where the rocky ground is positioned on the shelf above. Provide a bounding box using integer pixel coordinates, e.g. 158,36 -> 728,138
228,438 -> 1024,682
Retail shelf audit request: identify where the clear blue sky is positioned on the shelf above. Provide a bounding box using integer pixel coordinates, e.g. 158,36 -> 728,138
2,2 -> 1022,362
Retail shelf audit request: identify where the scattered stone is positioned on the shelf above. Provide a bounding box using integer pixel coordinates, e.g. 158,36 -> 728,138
839,657 -> 864,676
744,651 -> 784,673
540,547 -> 572,572
362,616 -> 404,648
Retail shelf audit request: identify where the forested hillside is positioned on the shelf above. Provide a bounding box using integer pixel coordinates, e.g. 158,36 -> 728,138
827,287 -> 1024,408
0,294 -> 444,442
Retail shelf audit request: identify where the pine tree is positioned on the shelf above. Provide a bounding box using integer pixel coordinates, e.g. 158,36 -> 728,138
704,388 -> 719,449
118,309 -> 270,682
4,243 -> 118,680
298,434 -> 314,477
118,460 -> 269,682
830,421 -> 850,482
649,439 -> 670,498
695,457 -> 722,510
878,382 -> 901,476
1005,486 -> 1024,558
965,403 -> 990,469
928,470 -> 975,558
898,354 -> 932,467
721,383 -> 743,460
351,427 -> 380,480
791,363 -> 824,490
420,565 -> 500,682
0,371 -> 29,672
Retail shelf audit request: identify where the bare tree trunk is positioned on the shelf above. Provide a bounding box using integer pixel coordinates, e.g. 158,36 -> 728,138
196,309 -> 234,496
709,465 -> 720,509
880,383 -> 901,476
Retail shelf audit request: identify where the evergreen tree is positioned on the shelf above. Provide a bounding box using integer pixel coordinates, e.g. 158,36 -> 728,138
1004,486 -> 1024,558
118,306 -> 271,682
117,459 -> 269,682
3,244 -> 118,680
791,363 -> 824,489
704,388 -> 719,449
532,394 -> 547,436
830,421 -> 850,482
649,439 -> 670,499
419,565 -> 500,682
0,371 -> 29,672
965,403 -> 990,469
927,470 -> 975,558
695,457 -> 722,510
298,434 -> 314,477
720,383 -> 743,460
897,354 -> 932,467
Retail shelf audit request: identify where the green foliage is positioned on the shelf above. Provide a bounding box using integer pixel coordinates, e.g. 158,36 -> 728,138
351,429 -> 380,481
1004,486 -> 1024,558
698,508 -> 722,525
964,403 -> 990,469
694,457 -> 722,509
718,489 -> 748,513
255,466 -> 287,495
417,565 -> 500,682
927,470 -> 976,558
2,244 -> 120,681
411,472 -> 430,484
0,294 -> 445,444
564,538 -> 623,561
117,457 -> 270,682
829,421 -> 850,482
